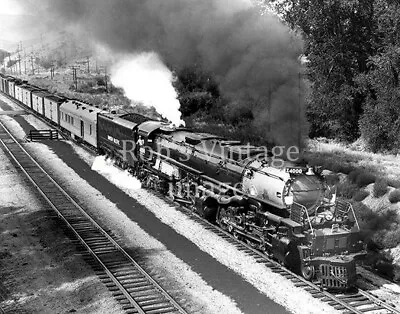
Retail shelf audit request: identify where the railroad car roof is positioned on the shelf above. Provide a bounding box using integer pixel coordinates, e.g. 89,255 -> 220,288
60,100 -> 105,121
44,94 -> 65,103
98,112 -> 138,130
20,85 -> 43,92
32,90 -> 51,97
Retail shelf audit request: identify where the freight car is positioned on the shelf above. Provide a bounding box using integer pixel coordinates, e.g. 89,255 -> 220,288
43,94 -> 66,126
0,73 -> 366,290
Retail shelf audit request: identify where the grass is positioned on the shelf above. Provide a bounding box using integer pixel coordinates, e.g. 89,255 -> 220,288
305,138 -> 400,188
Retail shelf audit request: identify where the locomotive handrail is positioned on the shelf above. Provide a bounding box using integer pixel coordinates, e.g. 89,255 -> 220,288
294,202 -> 314,234
349,202 -> 361,231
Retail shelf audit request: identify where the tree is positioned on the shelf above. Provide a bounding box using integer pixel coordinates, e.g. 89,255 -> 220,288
271,0 -> 376,141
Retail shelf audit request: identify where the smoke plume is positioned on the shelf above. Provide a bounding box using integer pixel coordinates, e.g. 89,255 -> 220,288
111,52 -> 184,126
20,0 -> 306,147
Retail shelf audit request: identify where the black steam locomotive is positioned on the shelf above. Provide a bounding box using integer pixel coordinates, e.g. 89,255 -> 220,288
0,73 -> 365,290
99,112 -> 365,290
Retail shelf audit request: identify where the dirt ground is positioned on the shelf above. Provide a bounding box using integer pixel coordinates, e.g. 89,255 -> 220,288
0,147 -> 123,313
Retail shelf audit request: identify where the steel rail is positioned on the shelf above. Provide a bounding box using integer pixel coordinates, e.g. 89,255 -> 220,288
173,203 -> 399,314
1,91 -> 397,314
0,120 -> 187,314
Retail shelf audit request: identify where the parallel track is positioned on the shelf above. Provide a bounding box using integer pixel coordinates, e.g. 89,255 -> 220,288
173,203 -> 399,314
0,120 -> 187,314
1,93 -> 399,314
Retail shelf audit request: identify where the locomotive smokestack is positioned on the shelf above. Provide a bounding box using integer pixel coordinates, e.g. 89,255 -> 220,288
19,0 -> 306,147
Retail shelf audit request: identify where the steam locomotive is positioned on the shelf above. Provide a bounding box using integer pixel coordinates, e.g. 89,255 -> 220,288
0,73 -> 365,290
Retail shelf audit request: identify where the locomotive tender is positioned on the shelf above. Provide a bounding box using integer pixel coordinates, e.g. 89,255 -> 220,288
0,73 -> 365,289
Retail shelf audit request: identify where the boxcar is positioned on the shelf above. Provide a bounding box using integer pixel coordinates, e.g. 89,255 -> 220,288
2,76 -> 11,95
97,113 -> 141,164
32,90 -> 49,115
59,99 -> 104,147
43,94 -> 66,125
0,74 -> 5,94
8,78 -> 16,98
15,84 -> 25,103
21,85 -> 44,108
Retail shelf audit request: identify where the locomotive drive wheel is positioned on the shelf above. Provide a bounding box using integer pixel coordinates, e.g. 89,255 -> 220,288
301,265 -> 315,281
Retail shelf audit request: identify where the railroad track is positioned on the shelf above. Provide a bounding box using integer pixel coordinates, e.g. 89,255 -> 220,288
1,94 -> 398,314
0,121 -> 188,314
171,202 -> 400,314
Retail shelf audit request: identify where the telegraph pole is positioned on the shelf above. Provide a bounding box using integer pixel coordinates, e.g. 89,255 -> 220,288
30,54 -> 35,74
70,66 -> 78,90
17,53 -> 21,75
86,56 -> 90,73
8,53 -> 12,74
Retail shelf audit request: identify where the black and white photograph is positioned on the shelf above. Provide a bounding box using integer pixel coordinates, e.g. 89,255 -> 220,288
0,1 -> 399,313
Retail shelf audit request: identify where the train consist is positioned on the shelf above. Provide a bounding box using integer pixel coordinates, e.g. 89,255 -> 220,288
0,73 -> 365,290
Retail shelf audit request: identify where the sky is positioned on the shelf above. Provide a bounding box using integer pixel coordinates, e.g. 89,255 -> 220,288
0,0 -> 44,50
1,0 -> 24,15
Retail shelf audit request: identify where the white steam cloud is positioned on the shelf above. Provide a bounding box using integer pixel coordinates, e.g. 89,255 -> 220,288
110,52 -> 185,126
91,156 -> 142,190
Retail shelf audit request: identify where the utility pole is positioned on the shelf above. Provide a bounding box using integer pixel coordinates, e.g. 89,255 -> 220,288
24,60 -> 27,74
70,66 -> 78,90
86,56 -> 90,74
17,53 -> 21,75
30,54 -> 35,74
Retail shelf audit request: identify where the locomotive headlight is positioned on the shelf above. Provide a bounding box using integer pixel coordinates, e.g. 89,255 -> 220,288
284,194 -> 294,206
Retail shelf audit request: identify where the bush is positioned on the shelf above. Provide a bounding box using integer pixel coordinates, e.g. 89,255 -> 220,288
380,229 -> 400,249
373,178 -> 388,198
348,170 -> 361,183
337,181 -> 358,199
388,189 -> 400,203
329,162 -> 354,174
353,189 -> 370,202
357,173 -> 376,187
325,174 -> 340,186
95,76 -> 106,86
